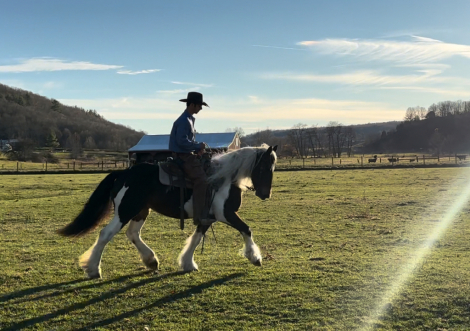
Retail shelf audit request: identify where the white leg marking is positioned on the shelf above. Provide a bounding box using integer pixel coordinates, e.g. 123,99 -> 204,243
126,219 -> 158,270
212,181 -> 231,224
178,230 -> 203,271
183,196 -> 194,219
79,186 -> 129,278
241,233 -> 262,265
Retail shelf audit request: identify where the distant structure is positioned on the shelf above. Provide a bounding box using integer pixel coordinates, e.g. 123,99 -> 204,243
128,132 -> 240,164
0,139 -> 19,150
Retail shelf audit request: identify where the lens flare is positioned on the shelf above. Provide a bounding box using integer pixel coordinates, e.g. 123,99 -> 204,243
361,168 -> 470,330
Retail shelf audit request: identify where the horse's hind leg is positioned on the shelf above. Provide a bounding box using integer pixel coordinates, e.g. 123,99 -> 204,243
126,209 -> 159,270
79,214 -> 129,279
79,186 -> 131,279
178,225 -> 210,272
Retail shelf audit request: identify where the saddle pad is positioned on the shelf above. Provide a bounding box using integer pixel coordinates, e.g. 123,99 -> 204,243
158,164 -> 193,189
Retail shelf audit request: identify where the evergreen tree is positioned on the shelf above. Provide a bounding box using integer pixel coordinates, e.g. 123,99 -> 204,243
45,130 -> 60,151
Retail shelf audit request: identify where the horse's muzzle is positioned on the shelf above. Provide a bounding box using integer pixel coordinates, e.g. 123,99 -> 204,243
256,190 -> 271,200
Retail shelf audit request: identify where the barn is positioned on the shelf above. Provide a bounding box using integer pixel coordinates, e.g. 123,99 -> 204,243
128,132 -> 240,164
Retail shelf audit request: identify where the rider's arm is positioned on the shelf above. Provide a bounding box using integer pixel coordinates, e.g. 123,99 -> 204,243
175,118 -> 202,152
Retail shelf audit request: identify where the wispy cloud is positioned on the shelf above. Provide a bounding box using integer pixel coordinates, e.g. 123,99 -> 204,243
261,69 -> 470,86
0,58 -> 123,73
117,69 -> 161,75
252,44 -> 306,51
298,36 -> 470,64
171,81 -> 213,87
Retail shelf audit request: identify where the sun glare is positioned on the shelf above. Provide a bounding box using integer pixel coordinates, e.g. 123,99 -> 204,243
361,168 -> 470,330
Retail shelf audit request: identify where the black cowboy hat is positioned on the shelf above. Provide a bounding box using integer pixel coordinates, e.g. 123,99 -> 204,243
179,91 -> 209,107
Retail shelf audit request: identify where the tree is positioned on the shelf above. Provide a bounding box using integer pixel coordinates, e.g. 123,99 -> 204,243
344,126 -> 355,157
287,123 -> 308,157
68,133 -> 82,159
45,130 -> 60,151
84,136 -> 97,149
51,99 -> 61,113
226,127 -> 245,138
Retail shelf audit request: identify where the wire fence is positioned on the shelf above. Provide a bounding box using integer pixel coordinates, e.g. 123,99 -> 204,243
0,154 -> 469,174
275,154 -> 469,170
0,160 -> 130,173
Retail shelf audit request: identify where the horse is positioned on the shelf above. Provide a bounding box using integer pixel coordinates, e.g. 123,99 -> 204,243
57,145 -> 278,279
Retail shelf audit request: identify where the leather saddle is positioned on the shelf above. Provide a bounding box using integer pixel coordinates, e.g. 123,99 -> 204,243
158,153 -> 212,189
159,161 -> 193,189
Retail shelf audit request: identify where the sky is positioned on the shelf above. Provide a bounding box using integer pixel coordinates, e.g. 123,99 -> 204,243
1,0 -> 470,135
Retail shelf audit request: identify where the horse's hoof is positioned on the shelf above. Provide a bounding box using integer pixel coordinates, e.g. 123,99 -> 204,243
182,267 -> 198,273
146,259 -> 159,270
253,259 -> 262,267
87,272 -> 101,279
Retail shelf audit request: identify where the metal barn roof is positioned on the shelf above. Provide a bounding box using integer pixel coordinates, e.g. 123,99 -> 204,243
128,132 -> 237,153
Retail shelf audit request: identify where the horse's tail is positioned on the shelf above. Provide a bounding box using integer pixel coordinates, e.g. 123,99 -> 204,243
57,170 -> 125,237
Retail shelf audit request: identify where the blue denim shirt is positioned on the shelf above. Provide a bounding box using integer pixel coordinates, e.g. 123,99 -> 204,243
169,110 -> 202,153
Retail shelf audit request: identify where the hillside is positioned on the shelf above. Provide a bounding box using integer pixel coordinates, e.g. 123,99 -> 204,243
364,111 -> 470,154
243,121 -> 400,147
0,83 -> 145,151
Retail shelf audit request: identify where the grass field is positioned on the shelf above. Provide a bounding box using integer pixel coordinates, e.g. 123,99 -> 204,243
1,168 -> 470,330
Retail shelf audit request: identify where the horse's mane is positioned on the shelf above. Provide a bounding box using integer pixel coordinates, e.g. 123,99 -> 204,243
208,144 -> 276,190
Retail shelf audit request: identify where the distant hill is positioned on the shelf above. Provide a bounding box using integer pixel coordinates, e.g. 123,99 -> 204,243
243,121 -> 400,146
364,110 -> 470,154
0,83 -> 145,151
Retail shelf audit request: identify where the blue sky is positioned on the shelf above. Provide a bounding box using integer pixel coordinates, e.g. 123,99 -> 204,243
1,0 -> 470,134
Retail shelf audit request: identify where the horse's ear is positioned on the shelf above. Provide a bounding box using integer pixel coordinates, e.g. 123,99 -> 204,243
266,146 -> 273,154
273,145 -> 278,152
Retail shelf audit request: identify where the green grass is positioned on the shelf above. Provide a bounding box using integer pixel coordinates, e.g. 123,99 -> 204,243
1,169 -> 470,330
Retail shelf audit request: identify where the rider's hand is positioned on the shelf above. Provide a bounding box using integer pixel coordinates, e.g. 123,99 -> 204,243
198,142 -> 207,155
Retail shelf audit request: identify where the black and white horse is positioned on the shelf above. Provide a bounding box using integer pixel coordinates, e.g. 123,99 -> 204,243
58,145 -> 278,278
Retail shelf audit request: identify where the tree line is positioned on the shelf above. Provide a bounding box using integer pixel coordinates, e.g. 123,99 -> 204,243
364,100 -> 470,154
0,83 -> 145,159
242,122 -> 356,158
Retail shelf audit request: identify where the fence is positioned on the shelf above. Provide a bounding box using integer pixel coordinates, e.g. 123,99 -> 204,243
1,155 -> 468,174
275,154 -> 470,170
0,160 -> 130,173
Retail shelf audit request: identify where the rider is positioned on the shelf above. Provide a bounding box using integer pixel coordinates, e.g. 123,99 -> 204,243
169,92 -> 212,226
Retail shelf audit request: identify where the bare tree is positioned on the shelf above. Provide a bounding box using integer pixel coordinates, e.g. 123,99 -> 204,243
326,121 -> 346,157
344,126 -> 355,157
287,123 -> 308,157
225,127 -> 245,138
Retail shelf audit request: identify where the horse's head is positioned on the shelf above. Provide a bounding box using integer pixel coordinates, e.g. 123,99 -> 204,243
251,145 -> 278,200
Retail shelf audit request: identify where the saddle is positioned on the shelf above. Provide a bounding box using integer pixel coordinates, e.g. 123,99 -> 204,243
158,153 -> 213,230
158,153 -> 212,188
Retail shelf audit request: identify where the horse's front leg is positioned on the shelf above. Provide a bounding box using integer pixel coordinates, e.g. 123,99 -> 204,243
178,224 -> 211,272
224,211 -> 262,266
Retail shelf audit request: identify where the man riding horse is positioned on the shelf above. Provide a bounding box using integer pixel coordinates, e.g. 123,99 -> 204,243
169,92 -> 212,226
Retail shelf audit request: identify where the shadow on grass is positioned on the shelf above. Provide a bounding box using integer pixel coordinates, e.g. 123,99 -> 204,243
2,272 -> 243,331
0,270 -> 151,305
76,272 -> 244,330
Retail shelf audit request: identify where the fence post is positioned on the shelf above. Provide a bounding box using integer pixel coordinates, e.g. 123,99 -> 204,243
331,157 -> 334,167
17,162 -> 19,173
361,156 -> 363,167
115,161 -> 117,168
101,160 -> 104,170
45,161 -> 48,172
302,158 -> 305,169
